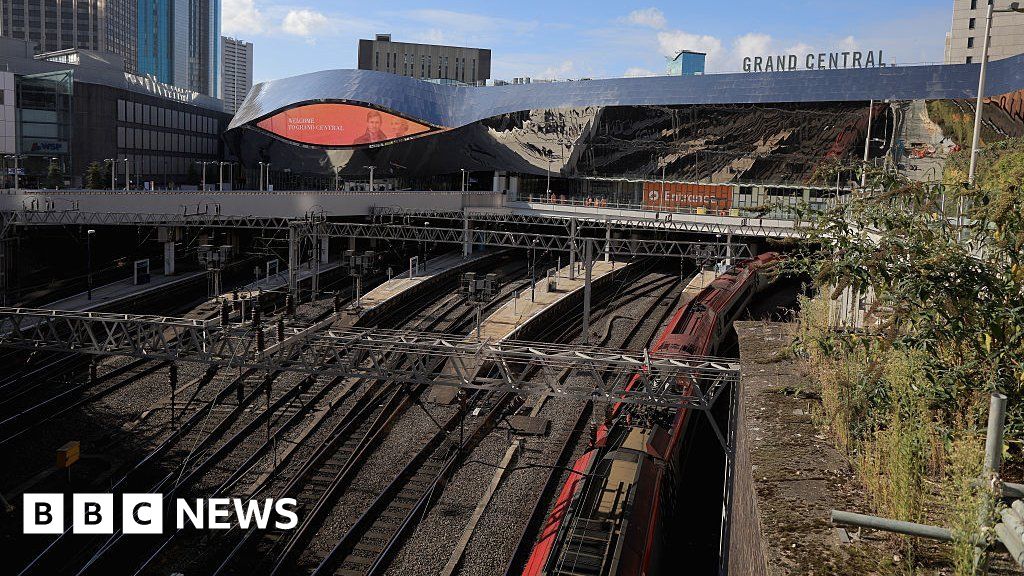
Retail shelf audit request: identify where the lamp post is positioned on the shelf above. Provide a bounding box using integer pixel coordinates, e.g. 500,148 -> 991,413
86,229 -> 96,300
660,164 -> 666,213
861,99 -> 875,188
530,238 -> 538,302
364,165 -> 376,191
195,161 -> 210,191
5,154 -> 24,191
968,1 -> 1024,185
104,158 -> 116,191
265,162 -> 271,190
423,220 -> 430,273
217,161 -> 233,191
333,166 -> 342,191
546,158 -> 552,194
122,157 -> 131,190
258,161 -> 265,191
48,157 -> 57,188
460,168 -> 468,192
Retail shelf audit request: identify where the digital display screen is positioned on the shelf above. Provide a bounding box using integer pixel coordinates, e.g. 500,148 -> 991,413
256,103 -> 433,146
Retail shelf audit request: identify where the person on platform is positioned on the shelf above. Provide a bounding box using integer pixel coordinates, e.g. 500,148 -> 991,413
354,110 -> 387,144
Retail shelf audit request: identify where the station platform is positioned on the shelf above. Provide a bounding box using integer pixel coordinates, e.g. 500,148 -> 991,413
42,270 -> 207,312
428,259 -> 630,404
225,259 -> 345,301
476,260 -> 626,342
357,251 -> 491,313
684,269 -> 719,298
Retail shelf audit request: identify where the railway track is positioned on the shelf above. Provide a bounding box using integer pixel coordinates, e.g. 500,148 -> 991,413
298,261 -> 672,576
61,254 -> 528,576
179,257 -> 534,576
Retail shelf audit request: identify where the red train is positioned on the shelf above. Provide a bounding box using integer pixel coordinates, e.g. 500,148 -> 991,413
522,253 -> 779,576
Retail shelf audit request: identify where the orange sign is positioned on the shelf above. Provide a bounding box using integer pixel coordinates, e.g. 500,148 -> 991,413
642,181 -> 732,211
256,103 -> 433,147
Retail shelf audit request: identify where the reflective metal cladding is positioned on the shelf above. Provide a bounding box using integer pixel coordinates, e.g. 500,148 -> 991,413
223,55 -> 1024,182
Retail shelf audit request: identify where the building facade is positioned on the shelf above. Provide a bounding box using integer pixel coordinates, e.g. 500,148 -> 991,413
357,34 -> 491,85
220,36 -> 252,114
945,0 -> 1024,63
1,37 -> 229,188
666,50 -> 706,76
137,0 -> 219,96
0,0 -> 137,72
0,71 -> 14,156
224,58 -> 1024,190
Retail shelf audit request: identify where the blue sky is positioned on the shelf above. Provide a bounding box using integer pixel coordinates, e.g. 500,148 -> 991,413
224,0 -> 951,84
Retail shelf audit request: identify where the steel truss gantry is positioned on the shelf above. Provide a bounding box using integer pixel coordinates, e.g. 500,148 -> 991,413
0,307 -> 738,409
318,221 -> 751,259
0,208 -> 752,259
370,206 -> 802,238
2,209 -> 294,230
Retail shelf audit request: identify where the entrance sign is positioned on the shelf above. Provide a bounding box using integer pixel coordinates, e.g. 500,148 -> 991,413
743,50 -> 886,73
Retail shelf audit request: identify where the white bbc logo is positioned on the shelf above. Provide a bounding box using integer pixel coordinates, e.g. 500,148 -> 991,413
23,493 -> 162,534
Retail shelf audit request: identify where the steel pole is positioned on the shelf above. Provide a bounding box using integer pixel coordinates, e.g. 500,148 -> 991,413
86,230 -> 94,300
969,3 -> 995,185
581,239 -> 593,344
831,510 -> 953,542
984,392 -> 1008,475
569,217 -> 577,280
13,155 -> 19,191
287,225 -> 299,299
861,99 -> 874,188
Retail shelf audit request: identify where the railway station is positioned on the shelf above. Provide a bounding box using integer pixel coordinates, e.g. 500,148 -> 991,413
4,2 -> 1024,574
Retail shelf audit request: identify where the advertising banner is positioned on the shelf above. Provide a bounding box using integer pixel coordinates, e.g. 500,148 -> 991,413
642,181 -> 732,211
256,103 -> 433,147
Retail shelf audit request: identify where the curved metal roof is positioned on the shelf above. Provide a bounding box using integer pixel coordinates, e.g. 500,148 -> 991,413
228,54 -> 1024,132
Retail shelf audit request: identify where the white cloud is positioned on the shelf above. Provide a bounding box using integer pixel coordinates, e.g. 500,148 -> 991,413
282,9 -> 330,38
656,30 -> 724,62
538,60 -> 574,80
626,8 -> 666,30
223,0 -> 266,35
624,67 -> 658,77
414,28 -> 446,44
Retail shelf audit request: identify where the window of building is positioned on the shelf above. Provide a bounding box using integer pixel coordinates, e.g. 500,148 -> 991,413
968,37 -> 975,48
969,17 -> 976,29
967,56 -> 973,63
971,0 -> 977,9
375,51 -> 379,69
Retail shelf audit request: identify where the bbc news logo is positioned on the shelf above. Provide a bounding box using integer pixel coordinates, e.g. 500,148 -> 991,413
24,494 -> 298,534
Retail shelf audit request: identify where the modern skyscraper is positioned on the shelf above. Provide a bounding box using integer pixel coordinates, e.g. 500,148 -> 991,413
137,0 -> 219,96
357,34 -> 491,85
0,0 -> 137,72
945,0 -> 1024,64
220,36 -> 252,114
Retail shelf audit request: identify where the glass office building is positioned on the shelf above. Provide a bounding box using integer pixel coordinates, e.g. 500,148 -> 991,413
136,0 -> 219,96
